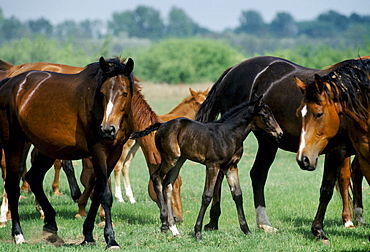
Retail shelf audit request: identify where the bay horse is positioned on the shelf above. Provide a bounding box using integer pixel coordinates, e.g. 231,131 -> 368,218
0,57 -> 135,249
195,56 -> 365,241
295,58 -> 370,238
0,59 -> 189,225
113,87 -> 208,204
132,96 -> 283,240
75,86 -> 208,222
0,59 -> 83,224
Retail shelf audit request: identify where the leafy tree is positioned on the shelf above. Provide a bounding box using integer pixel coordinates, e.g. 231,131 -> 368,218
317,10 -> 348,31
79,19 -> 104,39
108,6 -> 165,39
55,20 -> 80,39
166,7 -> 196,37
270,12 -> 297,37
235,10 -> 266,35
1,16 -> 30,41
28,18 -> 53,37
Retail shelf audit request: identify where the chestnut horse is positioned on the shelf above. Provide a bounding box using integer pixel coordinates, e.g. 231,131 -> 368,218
0,57 -> 135,248
113,87 -> 208,204
132,96 -> 283,240
75,86 -> 208,222
195,56 -> 364,241
295,57 -> 370,239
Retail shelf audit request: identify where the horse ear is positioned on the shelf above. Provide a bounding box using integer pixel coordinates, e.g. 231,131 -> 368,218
99,57 -> 110,73
124,58 -> 134,76
314,74 -> 324,94
295,77 -> 306,94
189,88 -> 197,96
203,88 -> 209,96
254,95 -> 264,112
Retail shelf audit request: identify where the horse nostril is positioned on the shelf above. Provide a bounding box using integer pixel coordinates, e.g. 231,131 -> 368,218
99,125 -> 117,139
302,156 -> 310,168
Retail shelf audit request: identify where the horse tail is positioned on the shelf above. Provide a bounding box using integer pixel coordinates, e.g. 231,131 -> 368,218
195,67 -> 232,123
131,122 -> 163,139
0,60 -> 14,71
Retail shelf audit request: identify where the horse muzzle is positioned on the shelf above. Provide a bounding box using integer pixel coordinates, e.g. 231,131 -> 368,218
296,155 -> 318,171
99,125 -> 118,140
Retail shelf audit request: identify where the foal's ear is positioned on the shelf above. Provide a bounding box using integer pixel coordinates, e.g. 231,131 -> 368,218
295,76 -> 306,94
99,57 -> 110,73
124,58 -> 134,76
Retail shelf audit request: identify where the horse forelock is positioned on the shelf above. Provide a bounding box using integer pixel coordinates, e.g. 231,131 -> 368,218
316,59 -> 370,121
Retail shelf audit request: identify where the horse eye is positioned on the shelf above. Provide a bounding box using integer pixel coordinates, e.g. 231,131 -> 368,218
122,92 -> 128,97
314,113 -> 323,119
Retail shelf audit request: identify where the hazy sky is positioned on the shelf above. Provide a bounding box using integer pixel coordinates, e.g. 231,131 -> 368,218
1,0 -> 369,32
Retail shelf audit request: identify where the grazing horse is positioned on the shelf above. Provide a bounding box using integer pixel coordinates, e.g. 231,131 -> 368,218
0,57 -> 135,249
295,58 -> 370,238
195,56 -> 365,241
75,86 -> 208,222
132,96 -> 283,240
113,87 -> 209,204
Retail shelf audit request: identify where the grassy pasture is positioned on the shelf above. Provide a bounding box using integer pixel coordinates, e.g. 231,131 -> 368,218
0,82 -> 369,251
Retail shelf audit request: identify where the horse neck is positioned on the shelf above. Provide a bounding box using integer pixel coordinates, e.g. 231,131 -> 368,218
219,107 -> 255,141
159,97 -> 197,121
343,107 -> 370,132
131,90 -> 159,131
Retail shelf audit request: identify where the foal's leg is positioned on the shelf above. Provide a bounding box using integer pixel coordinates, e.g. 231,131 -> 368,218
25,152 -> 57,235
52,159 -> 62,196
204,172 -> 224,231
122,140 -> 139,203
351,156 -> 365,225
162,156 -> 186,236
224,164 -> 251,235
194,164 -> 219,241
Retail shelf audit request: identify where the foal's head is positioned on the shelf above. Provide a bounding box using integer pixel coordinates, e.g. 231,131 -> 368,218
98,57 -> 134,140
251,96 -> 283,144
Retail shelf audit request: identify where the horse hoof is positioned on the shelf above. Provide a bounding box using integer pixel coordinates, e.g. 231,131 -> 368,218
42,231 -> 64,246
195,232 -> 202,241
258,224 -> 278,233
317,238 -> 330,245
80,240 -> 96,246
204,223 -> 218,231
344,220 -> 355,229
107,245 -> 120,250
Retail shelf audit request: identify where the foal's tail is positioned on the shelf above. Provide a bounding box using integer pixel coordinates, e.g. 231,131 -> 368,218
195,67 -> 232,123
131,122 -> 163,139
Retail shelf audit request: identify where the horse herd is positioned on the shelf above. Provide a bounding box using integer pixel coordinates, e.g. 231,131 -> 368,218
0,55 -> 369,249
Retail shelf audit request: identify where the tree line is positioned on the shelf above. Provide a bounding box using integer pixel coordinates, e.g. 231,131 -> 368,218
1,6 -> 369,43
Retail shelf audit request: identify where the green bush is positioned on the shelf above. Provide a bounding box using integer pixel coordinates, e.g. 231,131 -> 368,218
132,38 -> 245,84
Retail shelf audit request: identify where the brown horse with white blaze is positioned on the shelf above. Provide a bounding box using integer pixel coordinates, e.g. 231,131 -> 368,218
295,57 -> 370,239
0,57 -> 135,249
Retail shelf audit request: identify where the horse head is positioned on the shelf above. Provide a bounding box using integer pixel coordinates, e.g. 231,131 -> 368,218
251,95 -> 283,144
99,57 -> 134,140
295,75 -> 342,171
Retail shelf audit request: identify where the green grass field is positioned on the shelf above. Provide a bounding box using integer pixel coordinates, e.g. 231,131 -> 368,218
0,82 -> 369,251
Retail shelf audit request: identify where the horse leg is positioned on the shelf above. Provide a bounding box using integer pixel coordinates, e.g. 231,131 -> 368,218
0,152 -> 8,227
20,143 -> 31,192
337,157 -> 354,228
4,140 -> 27,244
351,156 -> 366,225
82,153 -> 119,249
204,171 -> 224,231
75,158 -> 95,218
61,160 -> 81,202
311,150 -> 346,241
151,165 -> 169,233
25,152 -> 58,236
52,159 -> 62,196
171,175 -> 183,223
162,156 -> 186,236
249,136 -> 278,232
194,164 -> 220,241
122,140 -> 139,204
224,164 -> 252,235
